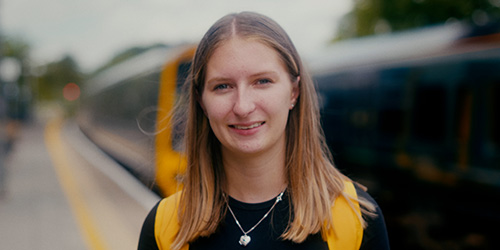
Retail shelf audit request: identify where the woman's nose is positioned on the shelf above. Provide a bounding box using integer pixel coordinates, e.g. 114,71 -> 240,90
232,88 -> 255,117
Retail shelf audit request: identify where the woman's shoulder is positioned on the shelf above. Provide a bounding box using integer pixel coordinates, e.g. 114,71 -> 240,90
351,182 -> 374,203
351,182 -> 391,250
138,200 -> 161,250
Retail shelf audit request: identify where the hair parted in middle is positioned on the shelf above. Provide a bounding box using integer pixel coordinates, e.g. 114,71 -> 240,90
171,11 -> 375,250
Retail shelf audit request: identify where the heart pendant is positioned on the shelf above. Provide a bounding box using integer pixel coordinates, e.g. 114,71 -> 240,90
239,235 -> 251,246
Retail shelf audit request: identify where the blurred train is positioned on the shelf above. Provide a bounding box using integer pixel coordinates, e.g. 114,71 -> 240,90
78,44 -> 195,196
77,21 -> 500,249
309,21 -> 500,249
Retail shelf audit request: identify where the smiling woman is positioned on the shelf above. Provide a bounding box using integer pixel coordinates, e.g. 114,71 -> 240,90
201,37 -> 299,158
138,12 -> 389,250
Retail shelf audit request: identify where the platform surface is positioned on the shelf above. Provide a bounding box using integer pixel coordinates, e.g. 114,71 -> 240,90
0,112 -> 160,250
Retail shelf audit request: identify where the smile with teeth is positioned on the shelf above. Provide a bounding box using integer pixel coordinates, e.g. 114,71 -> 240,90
231,122 -> 265,130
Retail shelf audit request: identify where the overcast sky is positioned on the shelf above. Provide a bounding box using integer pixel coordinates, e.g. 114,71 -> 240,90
2,0 -> 352,72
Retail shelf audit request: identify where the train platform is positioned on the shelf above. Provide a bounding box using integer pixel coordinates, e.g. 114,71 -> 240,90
0,109 -> 160,250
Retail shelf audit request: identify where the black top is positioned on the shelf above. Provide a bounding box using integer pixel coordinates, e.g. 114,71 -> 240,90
138,184 -> 390,250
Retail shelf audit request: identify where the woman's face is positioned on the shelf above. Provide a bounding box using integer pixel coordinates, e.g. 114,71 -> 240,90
201,37 -> 299,157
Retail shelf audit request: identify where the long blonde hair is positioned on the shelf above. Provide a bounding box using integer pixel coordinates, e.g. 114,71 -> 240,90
171,12 -> 375,250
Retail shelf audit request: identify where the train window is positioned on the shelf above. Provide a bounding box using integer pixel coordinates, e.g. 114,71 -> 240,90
488,83 -> 500,146
376,68 -> 409,139
135,72 -> 161,135
462,60 -> 500,166
176,61 -> 191,93
454,87 -> 472,143
412,85 -> 447,143
379,109 -> 404,137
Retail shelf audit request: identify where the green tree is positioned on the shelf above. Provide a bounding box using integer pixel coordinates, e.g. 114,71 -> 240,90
1,36 -> 32,120
34,55 -> 83,102
336,0 -> 500,40
2,36 -> 30,59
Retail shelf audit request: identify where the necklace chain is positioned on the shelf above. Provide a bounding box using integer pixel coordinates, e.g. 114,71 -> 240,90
226,189 -> 286,246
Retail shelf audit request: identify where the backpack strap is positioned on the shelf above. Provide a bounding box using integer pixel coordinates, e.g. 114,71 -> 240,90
324,181 -> 364,250
154,192 -> 188,250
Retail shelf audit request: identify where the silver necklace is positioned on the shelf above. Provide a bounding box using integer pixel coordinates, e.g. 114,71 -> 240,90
226,189 -> 286,247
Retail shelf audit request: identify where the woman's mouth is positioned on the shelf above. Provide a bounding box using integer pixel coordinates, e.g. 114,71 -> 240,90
230,122 -> 265,130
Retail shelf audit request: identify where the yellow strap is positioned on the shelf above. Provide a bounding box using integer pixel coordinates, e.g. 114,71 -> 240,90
155,193 -> 188,250
325,181 -> 363,250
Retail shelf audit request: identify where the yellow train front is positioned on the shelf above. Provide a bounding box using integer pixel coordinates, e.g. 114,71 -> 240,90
78,44 -> 195,197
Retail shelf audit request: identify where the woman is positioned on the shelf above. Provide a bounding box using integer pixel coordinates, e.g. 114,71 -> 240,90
138,12 -> 389,250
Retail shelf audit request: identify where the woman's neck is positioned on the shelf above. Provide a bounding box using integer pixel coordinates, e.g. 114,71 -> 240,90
222,146 -> 287,203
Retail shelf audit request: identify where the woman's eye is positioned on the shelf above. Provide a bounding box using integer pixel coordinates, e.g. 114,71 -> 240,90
214,84 -> 229,90
257,78 -> 272,85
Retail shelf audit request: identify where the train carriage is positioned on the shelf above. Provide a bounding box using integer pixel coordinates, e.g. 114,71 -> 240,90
309,21 -> 500,249
78,44 -> 195,196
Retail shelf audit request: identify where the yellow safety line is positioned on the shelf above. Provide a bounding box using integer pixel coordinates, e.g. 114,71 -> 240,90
44,117 -> 109,250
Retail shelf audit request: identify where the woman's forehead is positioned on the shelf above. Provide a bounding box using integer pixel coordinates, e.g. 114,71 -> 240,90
205,38 -> 287,80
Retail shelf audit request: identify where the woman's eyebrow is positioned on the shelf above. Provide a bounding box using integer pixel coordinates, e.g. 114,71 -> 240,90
250,71 -> 280,79
206,77 -> 232,85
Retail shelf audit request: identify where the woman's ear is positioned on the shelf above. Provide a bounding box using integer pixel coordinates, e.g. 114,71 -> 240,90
290,76 -> 300,109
